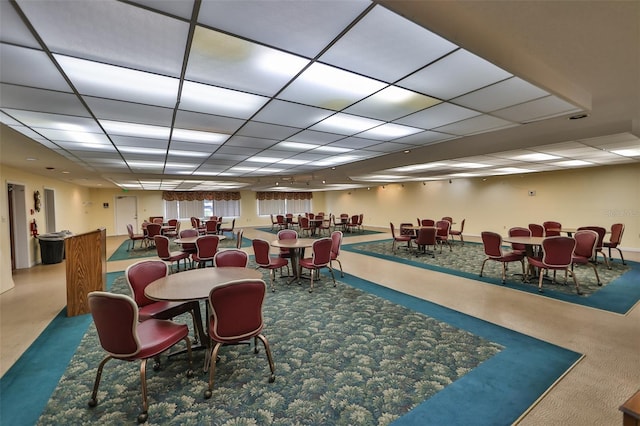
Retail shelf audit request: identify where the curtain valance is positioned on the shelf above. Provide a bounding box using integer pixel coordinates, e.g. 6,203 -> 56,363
255,192 -> 313,200
162,191 -> 241,201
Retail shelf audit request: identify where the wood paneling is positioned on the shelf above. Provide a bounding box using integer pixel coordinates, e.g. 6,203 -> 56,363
64,228 -> 106,317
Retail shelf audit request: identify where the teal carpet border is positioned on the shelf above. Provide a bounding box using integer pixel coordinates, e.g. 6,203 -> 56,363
107,236 -> 252,262
0,272 -> 120,426
343,240 -> 640,314
1,270 -> 580,425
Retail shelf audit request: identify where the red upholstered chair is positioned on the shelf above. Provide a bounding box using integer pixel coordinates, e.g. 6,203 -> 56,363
192,235 -> 220,268
219,218 -> 236,238
603,223 -> 626,265
435,220 -> 452,252
277,229 -> 298,268
577,226 -> 610,269
442,216 -> 453,223
399,222 -> 415,239
213,249 -> 248,267
204,279 -> 275,399
163,220 -> 180,239
414,227 -> 437,257
318,215 -> 332,236
145,223 -> 162,246
205,220 -> 219,235
420,219 -> 435,226
235,229 -> 244,249
527,236 -> 580,294
127,224 -> 146,251
125,260 -> 203,344
528,223 -> 545,237
571,229 -> 602,286
479,231 -> 525,284
276,214 -> 287,230
152,217 -> 164,224
357,213 -> 364,232
390,222 -> 412,252
270,214 -> 278,231
543,221 -> 562,237
179,228 -> 198,255
87,291 -> 193,423
449,218 -> 466,245
298,216 -> 313,237
191,217 -> 205,235
346,214 -> 359,233
299,237 -> 336,293
285,213 -> 298,229
508,227 -> 531,256
209,215 -> 218,222
252,238 -> 289,291
154,235 -> 190,272
330,230 -> 344,277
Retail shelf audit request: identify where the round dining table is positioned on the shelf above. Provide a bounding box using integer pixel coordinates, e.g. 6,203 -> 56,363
270,238 -> 316,282
173,234 -> 226,245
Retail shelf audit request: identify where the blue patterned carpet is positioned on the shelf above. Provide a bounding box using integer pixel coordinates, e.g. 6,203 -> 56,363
343,239 -> 639,314
108,236 -> 250,262
2,266 -> 579,426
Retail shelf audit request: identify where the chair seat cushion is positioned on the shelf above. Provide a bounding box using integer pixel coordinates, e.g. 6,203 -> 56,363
126,319 -> 189,359
300,258 -> 326,268
268,257 -> 289,269
138,301 -> 194,321
161,251 -> 190,262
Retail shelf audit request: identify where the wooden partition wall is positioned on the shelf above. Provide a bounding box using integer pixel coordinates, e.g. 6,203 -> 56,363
64,228 -> 106,317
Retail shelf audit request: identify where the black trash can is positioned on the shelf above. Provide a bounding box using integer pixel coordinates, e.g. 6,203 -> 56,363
37,231 -> 71,264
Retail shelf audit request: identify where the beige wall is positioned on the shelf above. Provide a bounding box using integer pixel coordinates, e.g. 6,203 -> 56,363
2,161 -> 638,294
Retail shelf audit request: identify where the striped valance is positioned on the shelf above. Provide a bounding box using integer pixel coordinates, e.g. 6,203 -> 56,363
255,191 -> 313,200
162,191 -> 241,201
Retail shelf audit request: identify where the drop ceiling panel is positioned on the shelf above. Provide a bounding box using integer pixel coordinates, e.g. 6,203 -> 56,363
17,0 -> 189,77
173,110 -> 245,134
319,5 -> 457,83
434,115 -> 517,136
328,136 -> 385,149
1,44 -> 72,91
85,97 -> 174,126
196,0 -> 371,58
391,131 -> 457,146
0,2 -> 40,47
344,86 -> 441,121
453,77 -> 550,113
236,122 -> 301,140
492,95 -> 581,123
286,130 -> 345,145
128,0 -> 195,20
223,135 -> 279,150
179,81 -> 268,118
252,100 -> 333,128
0,84 -> 88,116
395,102 -> 481,129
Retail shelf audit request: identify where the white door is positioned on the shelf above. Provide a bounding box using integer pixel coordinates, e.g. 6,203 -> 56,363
115,196 -> 138,236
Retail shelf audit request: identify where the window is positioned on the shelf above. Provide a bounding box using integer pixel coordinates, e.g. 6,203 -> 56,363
257,198 -> 311,216
165,199 -> 240,219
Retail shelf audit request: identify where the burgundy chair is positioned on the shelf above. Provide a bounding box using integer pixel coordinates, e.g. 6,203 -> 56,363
442,216 -> 453,223
414,227 -> 437,257
191,217 -> 206,235
399,222 -> 415,239
204,279 -> 275,399
252,238 -> 289,291
298,216 -> 313,237
192,235 -> 220,268
286,213 -> 298,229
528,223 -> 545,237
390,222 -> 412,252
277,229 -> 298,268
318,215 -> 332,236
125,260 -> 204,344
603,223 -> 626,265
357,213 -> 364,232
571,229 -> 602,286
179,228 -> 198,256
543,221 -> 562,237
299,237 -> 336,293
163,220 -> 180,239
420,219 -> 435,226
219,218 -> 236,238
435,220 -> 452,252
154,235 -> 190,272
527,236 -> 580,294
209,215 -> 218,222
330,230 -> 344,277
235,228 -> 244,249
449,218 -> 466,245
205,220 -> 219,235
152,217 -> 164,224
276,214 -> 287,230
508,227 -> 531,256
479,231 -> 525,284
577,226 -> 610,269
346,214 -> 359,233
213,248 -> 249,267
87,291 -> 193,423
127,223 -> 146,251
145,223 -> 162,246
269,214 -> 278,230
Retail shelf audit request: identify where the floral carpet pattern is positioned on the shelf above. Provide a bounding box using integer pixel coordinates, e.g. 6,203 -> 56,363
37,269 -> 502,425
108,236 -> 248,262
344,240 -> 631,297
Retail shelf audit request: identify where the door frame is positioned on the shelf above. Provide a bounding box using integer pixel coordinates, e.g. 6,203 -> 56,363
115,195 -> 138,236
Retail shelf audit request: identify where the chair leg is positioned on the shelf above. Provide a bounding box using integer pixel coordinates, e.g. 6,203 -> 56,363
88,355 -> 113,408
256,334 -> 276,383
138,359 -> 149,423
479,258 -> 489,277
568,269 -> 582,295
331,259 -> 344,277
615,247 -> 626,265
328,266 -> 336,287
204,342 -> 223,399
309,269 -> 315,293
537,268 -> 546,292
501,262 -> 507,284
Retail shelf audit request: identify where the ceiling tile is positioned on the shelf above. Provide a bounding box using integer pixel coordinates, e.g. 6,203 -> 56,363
395,102 -> 481,129
453,77 -> 550,112
1,44 -> 71,91
344,86 -> 441,121
0,84 -> 88,116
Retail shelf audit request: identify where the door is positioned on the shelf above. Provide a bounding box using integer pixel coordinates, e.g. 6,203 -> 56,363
44,188 -> 56,233
115,196 -> 138,236
7,183 -> 29,269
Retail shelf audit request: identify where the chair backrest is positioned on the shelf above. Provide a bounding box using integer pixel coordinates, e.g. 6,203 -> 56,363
358,214 -> 363,226
168,219 -> 178,227
399,222 -> 414,236
190,217 -> 200,228
543,221 -> 562,237
541,236 -> 576,267
436,220 -> 450,237
276,215 -> 285,224
330,231 -> 343,256
481,231 -> 504,258
416,227 -> 437,245
88,291 -> 140,357
209,216 -> 218,222
236,229 -> 244,249
457,218 -> 466,232
252,238 -> 272,267
299,216 -> 310,227
127,223 -> 135,238
125,260 -> 169,308
573,229 -> 598,259
340,214 -> 349,221
208,279 -> 266,343
351,214 -> 359,225
311,237 -> 333,267
277,229 -> 297,241
146,223 -> 162,238
442,216 -> 453,223
154,235 -> 171,258
205,220 -> 218,233
196,235 -> 220,259
213,249 -> 248,267
389,222 -> 397,238
179,228 -> 198,251
508,227 -> 531,251
421,219 -> 435,226
528,223 -> 545,237
609,223 -> 625,245
577,226 -> 606,249
152,217 -> 163,224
